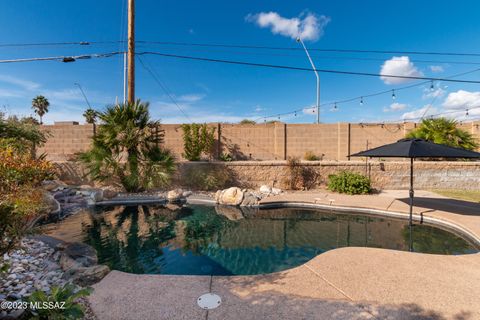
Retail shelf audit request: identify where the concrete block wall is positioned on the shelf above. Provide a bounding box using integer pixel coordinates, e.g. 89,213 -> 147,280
38,121 -> 480,162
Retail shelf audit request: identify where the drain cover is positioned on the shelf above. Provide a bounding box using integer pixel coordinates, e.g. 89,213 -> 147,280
197,293 -> 222,310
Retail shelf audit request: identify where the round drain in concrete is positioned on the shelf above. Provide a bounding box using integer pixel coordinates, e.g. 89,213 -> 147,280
197,293 -> 222,310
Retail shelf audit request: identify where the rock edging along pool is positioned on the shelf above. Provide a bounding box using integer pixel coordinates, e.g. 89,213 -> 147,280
43,204 -> 479,276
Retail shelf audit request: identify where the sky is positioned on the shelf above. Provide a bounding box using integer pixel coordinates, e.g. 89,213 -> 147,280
1,0 -> 480,124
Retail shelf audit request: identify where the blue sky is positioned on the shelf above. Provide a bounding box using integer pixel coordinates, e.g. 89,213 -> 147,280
1,0 -> 480,124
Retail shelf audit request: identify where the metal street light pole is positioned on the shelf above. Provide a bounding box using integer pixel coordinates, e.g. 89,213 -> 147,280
297,37 -> 320,124
74,83 -> 92,108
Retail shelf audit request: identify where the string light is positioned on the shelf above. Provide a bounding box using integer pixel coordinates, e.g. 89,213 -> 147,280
392,89 -> 396,100
466,109 -> 469,116
430,81 -> 435,91
334,102 -> 338,110
294,111 -> 297,116
360,97 -> 364,106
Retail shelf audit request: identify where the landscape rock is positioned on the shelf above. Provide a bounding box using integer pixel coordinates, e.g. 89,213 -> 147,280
271,187 -> 282,195
68,264 -> 110,286
43,192 -> 61,217
59,242 -> 98,270
259,185 -> 272,194
167,189 -> 184,202
216,187 -> 244,206
102,188 -> 119,199
182,190 -> 193,197
240,192 -> 260,207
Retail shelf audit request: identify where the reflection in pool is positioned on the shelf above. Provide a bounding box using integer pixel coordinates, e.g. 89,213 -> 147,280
44,204 -> 478,275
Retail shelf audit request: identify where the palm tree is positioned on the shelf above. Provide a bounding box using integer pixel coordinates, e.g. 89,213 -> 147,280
31,95 -> 50,124
83,108 -> 98,135
78,100 -> 176,192
407,117 -> 478,150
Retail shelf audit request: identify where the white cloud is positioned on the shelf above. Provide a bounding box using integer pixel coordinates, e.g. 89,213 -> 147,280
383,102 -> 408,112
422,86 -> 445,100
177,93 -> 205,103
302,106 -> 317,115
0,75 -> 40,91
246,11 -> 330,41
402,105 -> 437,120
429,65 -> 444,73
380,56 -> 424,84
442,90 -> 480,110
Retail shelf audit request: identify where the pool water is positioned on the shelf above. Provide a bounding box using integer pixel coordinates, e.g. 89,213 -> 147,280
44,204 -> 478,275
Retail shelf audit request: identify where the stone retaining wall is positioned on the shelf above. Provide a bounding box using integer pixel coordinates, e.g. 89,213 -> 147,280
177,161 -> 480,190
55,160 -> 480,190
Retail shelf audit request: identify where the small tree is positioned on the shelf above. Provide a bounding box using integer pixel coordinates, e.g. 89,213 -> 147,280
407,117 -> 478,150
83,108 -> 98,135
239,119 -> 256,125
181,123 -> 216,161
78,100 -> 176,192
32,95 -> 50,124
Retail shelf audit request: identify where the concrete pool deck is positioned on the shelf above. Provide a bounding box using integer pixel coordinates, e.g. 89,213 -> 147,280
88,190 -> 480,320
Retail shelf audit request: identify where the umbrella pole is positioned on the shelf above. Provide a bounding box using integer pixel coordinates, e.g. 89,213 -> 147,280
409,157 -> 414,252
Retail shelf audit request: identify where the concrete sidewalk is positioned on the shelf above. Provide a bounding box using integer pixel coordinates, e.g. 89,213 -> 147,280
88,190 -> 480,320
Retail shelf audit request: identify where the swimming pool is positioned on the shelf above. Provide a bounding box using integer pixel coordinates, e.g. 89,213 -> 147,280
44,204 -> 478,275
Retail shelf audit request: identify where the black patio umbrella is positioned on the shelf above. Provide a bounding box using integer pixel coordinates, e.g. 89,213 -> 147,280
350,138 -> 480,251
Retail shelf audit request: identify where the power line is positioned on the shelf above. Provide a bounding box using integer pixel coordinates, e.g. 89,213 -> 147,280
0,51 -> 123,63
136,51 -> 480,84
252,68 -> 480,122
136,55 -> 192,122
137,41 -> 480,57
0,41 -> 122,48
134,45 -> 480,66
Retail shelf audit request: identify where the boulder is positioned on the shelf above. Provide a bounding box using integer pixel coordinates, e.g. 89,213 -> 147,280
102,188 -> 118,200
59,242 -> 98,271
41,180 -> 62,192
68,264 -> 110,286
240,192 -> 259,207
182,190 -> 193,197
215,206 -> 244,221
167,189 -> 184,202
271,188 -> 282,195
216,187 -> 244,206
43,192 -> 61,217
259,185 -> 272,194
77,188 -> 103,205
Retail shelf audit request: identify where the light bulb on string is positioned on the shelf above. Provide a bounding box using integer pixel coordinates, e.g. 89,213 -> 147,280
334,102 -> 337,110
466,109 -> 469,116
391,89 -> 396,100
430,81 -> 435,91
294,111 -> 297,117
360,97 -> 364,106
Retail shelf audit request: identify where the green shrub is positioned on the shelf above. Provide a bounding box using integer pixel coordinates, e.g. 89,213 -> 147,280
304,151 -> 321,161
182,165 -> 231,190
219,153 -> 233,162
27,284 -> 92,320
181,123 -> 216,161
327,171 -> 372,195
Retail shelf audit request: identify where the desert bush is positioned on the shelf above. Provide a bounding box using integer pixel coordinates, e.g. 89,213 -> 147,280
181,123 -> 216,161
303,151 -> 321,161
283,157 -> 319,190
327,171 -> 371,195
0,147 -> 54,192
27,284 -> 92,320
0,188 -> 46,256
182,165 -> 231,190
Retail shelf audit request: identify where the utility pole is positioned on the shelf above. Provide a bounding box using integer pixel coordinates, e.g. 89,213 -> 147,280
127,0 -> 135,104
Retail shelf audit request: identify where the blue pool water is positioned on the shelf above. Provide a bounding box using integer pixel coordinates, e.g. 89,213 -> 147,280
45,204 -> 478,275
